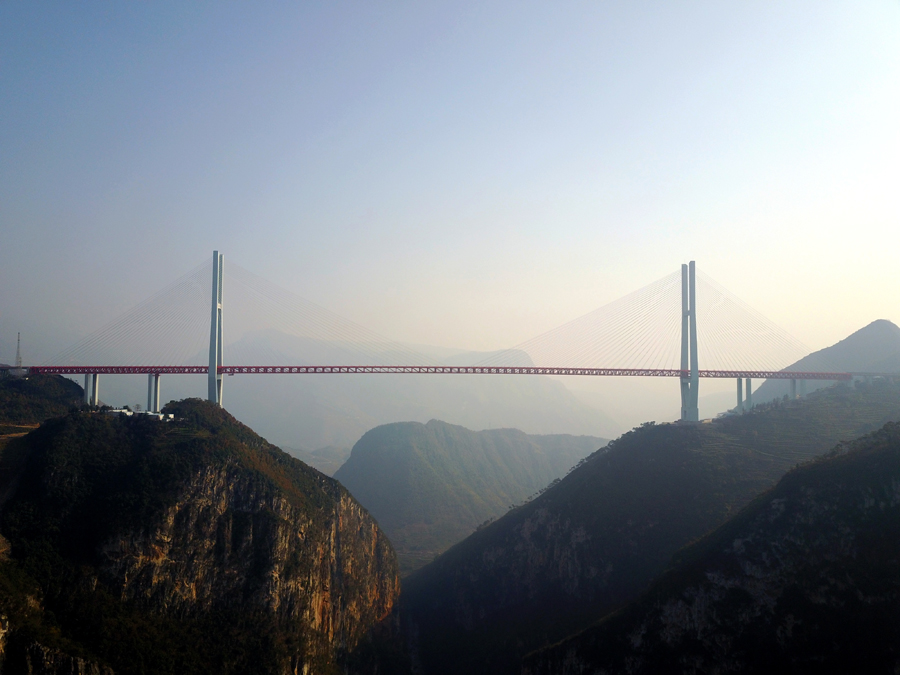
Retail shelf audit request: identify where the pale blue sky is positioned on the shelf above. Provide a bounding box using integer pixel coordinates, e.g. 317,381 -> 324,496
2,1 -> 899,363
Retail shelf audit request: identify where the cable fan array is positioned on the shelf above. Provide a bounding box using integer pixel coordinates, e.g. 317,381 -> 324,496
223,262 -> 437,367
45,256 -> 812,375
694,272 -> 809,372
478,269 -> 811,372
477,272 -> 683,369
47,261 -> 212,367
46,257 -> 437,368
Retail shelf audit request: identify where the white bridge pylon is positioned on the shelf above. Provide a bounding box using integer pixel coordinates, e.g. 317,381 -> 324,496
680,261 -> 699,422
208,250 -> 224,406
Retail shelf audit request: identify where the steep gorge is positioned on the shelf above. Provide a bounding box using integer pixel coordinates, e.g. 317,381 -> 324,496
401,381 -> 900,674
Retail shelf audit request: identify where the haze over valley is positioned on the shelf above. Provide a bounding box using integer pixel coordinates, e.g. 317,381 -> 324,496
2,2 -> 900,673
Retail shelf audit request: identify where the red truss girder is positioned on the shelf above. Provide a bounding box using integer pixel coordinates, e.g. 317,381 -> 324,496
24,365 -> 853,380
26,365 -> 208,375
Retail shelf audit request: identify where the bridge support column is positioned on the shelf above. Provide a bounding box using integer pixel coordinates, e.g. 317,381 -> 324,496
790,378 -> 797,399
148,374 -> 160,413
208,251 -> 224,406
737,378 -> 743,412
680,261 -> 699,421
84,374 -> 91,405
90,374 -> 100,407
745,377 -> 752,410
799,379 -> 807,397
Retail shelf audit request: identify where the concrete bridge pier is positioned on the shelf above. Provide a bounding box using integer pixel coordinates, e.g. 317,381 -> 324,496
737,377 -> 743,412
745,377 -> 752,410
147,373 -> 160,413
83,374 -> 91,405
90,373 -> 100,407
799,379 -> 807,397
790,378 -> 797,399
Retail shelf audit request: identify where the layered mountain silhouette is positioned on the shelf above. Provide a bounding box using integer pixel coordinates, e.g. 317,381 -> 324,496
399,379 -> 900,674
524,420 -> 900,674
334,420 -> 605,574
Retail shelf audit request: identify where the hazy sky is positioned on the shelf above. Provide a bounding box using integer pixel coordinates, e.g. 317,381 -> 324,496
2,1 -> 899,364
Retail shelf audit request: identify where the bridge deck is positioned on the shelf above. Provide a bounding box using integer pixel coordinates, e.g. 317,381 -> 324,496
19,365 -> 856,380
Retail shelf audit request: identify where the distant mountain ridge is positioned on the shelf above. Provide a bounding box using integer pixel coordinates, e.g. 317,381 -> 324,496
754,319 -> 900,403
334,420 -> 606,574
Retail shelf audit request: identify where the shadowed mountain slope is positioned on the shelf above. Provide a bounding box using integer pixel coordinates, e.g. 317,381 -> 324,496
400,380 -> 900,675
334,420 -> 605,574
753,319 -> 900,403
0,399 -> 399,675
524,421 -> 900,675
0,373 -> 83,425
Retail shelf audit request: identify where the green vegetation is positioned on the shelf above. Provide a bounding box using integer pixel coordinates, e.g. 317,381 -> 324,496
334,420 -> 605,574
0,399 -> 398,674
0,374 -> 83,424
525,420 -> 900,674
400,380 -> 900,675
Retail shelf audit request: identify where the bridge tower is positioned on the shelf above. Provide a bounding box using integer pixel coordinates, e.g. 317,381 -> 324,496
680,261 -> 699,421
208,251 -> 224,406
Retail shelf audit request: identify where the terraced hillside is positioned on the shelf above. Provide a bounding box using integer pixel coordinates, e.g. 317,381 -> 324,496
401,380 -> 900,675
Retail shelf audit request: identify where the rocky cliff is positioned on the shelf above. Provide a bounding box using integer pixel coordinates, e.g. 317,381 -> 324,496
524,421 -> 900,674
0,399 -> 400,675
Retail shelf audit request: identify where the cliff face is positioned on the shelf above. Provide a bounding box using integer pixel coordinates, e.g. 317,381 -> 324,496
0,399 -> 400,675
0,637 -> 115,675
401,381 -> 900,675
101,460 -> 398,657
524,422 -> 900,674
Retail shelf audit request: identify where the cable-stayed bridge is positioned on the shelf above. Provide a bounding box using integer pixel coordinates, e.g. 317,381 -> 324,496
16,252 -> 854,421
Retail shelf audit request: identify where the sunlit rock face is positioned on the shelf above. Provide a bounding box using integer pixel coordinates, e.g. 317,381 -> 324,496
100,461 -> 399,662
0,399 -> 400,675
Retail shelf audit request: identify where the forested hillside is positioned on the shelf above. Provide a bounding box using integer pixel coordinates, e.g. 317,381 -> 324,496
525,421 -> 900,674
401,380 -> 900,675
0,374 -> 83,425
